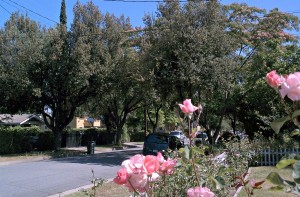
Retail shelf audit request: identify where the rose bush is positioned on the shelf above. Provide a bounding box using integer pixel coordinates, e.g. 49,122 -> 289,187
265,70 -> 300,196
113,99 -> 261,196
113,152 -> 177,195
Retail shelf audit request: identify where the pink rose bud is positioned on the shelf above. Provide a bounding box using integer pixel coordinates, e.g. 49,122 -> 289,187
266,70 -> 284,88
113,168 -> 129,185
179,99 -> 198,114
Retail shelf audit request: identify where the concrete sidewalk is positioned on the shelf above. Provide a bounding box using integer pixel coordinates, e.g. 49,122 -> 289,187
63,142 -> 143,154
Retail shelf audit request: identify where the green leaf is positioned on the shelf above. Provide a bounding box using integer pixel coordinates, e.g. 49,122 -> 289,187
266,172 -> 285,186
276,159 -> 296,169
209,176 -> 225,190
191,146 -> 205,155
283,180 -> 296,187
216,166 -> 227,176
293,161 -> 300,184
269,186 -> 284,191
181,146 -> 190,163
291,129 -> 300,137
270,116 -> 291,133
292,110 -> 300,119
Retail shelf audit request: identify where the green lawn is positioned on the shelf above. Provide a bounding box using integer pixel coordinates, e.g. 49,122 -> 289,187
65,181 -> 131,197
238,166 -> 296,197
65,166 -> 297,197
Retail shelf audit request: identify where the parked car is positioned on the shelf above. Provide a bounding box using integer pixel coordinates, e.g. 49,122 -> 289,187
169,130 -> 186,143
194,132 -> 208,146
143,133 -> 183,156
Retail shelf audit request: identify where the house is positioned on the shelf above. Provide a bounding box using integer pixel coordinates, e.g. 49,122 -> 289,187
0,114 -> 103,131
67,116 -> 102,129
0,114 -> 48,131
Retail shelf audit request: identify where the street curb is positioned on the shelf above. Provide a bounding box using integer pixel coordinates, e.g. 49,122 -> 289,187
47,178 -> 114,197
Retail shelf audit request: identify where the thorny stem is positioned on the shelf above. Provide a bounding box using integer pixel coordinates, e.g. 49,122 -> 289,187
128,177 -> 139,197
188,118 -> 201,186
191,156 -> 201,187
91,169 -> 96,197
189,117 -> 192,146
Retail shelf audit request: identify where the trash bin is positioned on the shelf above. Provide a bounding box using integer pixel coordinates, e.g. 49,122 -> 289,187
87,141 -> 96,154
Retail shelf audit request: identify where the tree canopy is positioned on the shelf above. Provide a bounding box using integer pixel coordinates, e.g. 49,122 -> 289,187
0,0 -> 300,147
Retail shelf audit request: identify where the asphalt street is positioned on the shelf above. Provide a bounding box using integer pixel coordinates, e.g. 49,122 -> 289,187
0,148 -> 142,197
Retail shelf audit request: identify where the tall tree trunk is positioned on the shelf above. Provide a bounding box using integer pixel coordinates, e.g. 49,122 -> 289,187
53,128 -> 62,150
116,125 -> 124,146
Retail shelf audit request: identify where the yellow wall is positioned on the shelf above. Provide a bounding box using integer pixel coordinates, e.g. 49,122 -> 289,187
67,117 -> 102,129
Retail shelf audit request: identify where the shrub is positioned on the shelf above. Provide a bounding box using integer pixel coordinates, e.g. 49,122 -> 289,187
36,132 -> 55,151
129,131 -> 145,142
0,126 -> 41,154
75,128 -> 114,145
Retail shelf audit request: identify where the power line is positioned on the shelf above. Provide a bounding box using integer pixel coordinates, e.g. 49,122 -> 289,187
5,0 -> 59,25
103,0 -> 188,2
0,2 -> 11,15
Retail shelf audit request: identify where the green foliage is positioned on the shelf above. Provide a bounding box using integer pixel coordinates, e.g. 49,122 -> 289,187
266,154 -> 300,195
129,131 -> 145,142
0,126 -> 41,154
80,128 -> 111,145
152,144 -> 234,197
0,12 -> 43,114
36,132 -> 55,151
80,169 -> 105,197
148,135 -> 259,197
60,0 -> 67,25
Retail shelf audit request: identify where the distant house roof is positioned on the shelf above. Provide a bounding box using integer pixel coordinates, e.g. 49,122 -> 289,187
0,114 -> 44,126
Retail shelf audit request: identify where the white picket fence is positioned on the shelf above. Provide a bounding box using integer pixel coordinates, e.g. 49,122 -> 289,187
254,148 -> 300,166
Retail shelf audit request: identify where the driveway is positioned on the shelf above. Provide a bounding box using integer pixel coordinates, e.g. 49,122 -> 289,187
0,148 -> 142,197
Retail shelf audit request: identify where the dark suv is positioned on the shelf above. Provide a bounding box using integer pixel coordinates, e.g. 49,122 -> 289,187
142,133 -> 183,155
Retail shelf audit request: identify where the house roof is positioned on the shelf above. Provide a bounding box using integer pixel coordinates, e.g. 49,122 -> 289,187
0,114 -> 44,125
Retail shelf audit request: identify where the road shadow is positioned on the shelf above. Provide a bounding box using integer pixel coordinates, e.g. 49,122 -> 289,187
45,148 -> 142,166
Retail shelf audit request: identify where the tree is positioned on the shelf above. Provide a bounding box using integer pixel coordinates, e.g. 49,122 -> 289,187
141,0 -> 237,143
25,1 -> 105,150
60,0 -> 67,26
224,3 -> 300,138
87,12 -> 146,145
0,12 -> 44,114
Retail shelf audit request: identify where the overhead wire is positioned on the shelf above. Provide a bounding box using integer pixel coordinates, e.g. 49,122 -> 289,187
2,0 -> 59,25
0,0 -> 299,40
0,2 -> 11,15
103,0 -> 188,2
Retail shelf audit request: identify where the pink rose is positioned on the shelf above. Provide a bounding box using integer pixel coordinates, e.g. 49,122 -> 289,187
144,155 -> 160,175
179,99 -> 198,114
156,152 -> 165,163
187,186 -> 215,197
113,168 -> 129,185
126,173 -> 148,193
266,70 -> 285,88
279,72 -> 300,101
159,158 -> 177,174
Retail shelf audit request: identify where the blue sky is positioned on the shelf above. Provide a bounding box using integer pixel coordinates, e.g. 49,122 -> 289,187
0,0 -> 300,29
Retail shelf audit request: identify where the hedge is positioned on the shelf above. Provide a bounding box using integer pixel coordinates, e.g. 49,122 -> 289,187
0,127 -> 146,154
129,131 -> 145,142
0,126 -> 41,154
